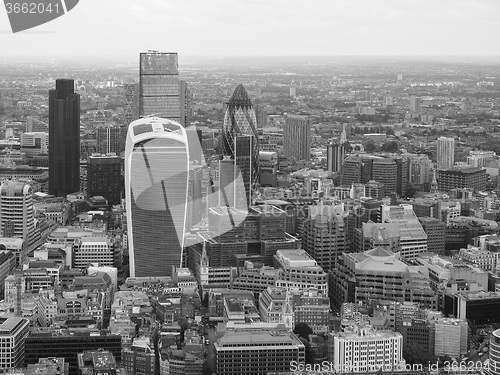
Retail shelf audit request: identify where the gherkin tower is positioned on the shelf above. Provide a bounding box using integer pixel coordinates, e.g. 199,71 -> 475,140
221,84 -> 259,207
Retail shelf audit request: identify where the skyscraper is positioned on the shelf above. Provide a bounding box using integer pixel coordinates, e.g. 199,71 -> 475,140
409,95 -> 420,113
96,124 -> 127,155
179,80 -> 192,127
326,125 -> 348,173
283,114 -> 311,162
139,51 -> 180,121
437,137 -> 455,169
0,181 -> 40,248
49,79 -> 80,197
87,154 -> 124,205
124,83 -> 139,125
125,117 -> 189,277
221,84 -> 259,207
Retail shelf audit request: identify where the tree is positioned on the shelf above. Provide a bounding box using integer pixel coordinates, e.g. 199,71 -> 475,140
382,140 -> 399,153
202,292 -> 209,308
294,322 -> 313,342
298,336 -> 314,364
404,183 -> 417,198
364,141 -> 377,153
202,360 -> 213,375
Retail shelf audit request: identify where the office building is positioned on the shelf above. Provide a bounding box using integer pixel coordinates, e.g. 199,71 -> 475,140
258,151 -> 278,187
326,128 -> 348,173
20,132 -> 48,157
0,251 -> 16,298
301,203 -> 348,271
283,114 -> 311,162
331,247 -> 437,309
95,125 -> 127,155
419,217 -> 446,255
49,79 -> 80,197
432,318 -> 468,358
124,83 -> 139,125
273,249 -> 328,295
139,51 -> 180,121
221,84 -> 259,206
122,338 -> 156,375
87,154 -> 123,205
353,222 -> 401,253
214,325 -> 305,375
437,137 -> 455,170
125,117 -> 189,277
179,80 -> 192,127
399,319 -> 433,361
25,329 -> 121,375
490,329 -> 500,375
77,350 -> 117,375
73,236 -> 115,269
449,291 -> 500,326
438,166 -> 487,192
0,317 -> 30,369
0,181 -> 40,247
380,205 -> 428,259
328,326 -> 405,373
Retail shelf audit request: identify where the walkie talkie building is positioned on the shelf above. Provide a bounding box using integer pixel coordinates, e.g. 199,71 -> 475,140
125,117 -> 189,277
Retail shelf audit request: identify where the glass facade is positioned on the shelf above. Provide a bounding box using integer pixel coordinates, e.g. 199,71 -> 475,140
139,52 -> 180,121
221,84 -> 259,206
126,119 -> 189,277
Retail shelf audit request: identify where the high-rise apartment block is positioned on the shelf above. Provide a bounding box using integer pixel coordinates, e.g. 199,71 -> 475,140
409,95 -> 420,113
437,137 -> 455,170
49,79 -> 80,197
283,114 -> 311,162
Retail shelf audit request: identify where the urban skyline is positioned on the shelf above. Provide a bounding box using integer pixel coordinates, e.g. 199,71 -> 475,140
3,1 -> 500,373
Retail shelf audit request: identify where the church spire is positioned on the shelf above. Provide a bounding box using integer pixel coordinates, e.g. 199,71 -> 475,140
340,123 -> 347,144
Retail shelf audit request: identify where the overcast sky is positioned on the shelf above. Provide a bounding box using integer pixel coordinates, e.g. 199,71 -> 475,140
1,0 -> 499,58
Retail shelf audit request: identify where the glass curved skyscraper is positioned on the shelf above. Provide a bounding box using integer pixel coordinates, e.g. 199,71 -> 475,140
125,117 -> 189,277
221,84 -> 259,207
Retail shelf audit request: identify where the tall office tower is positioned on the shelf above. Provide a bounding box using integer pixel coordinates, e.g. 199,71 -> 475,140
283,114 -> 311,162
87,154 -> 123,205
0,181 -> 40,247
409,95 -> 420,113
255,105 -> 268,128
301,203 -> 347,271
49,79 -> 80,197
125,117 -> 189,278
179,80 -> 192,127
0,317 -> 30,368
409,154 -> 433,188
96,125 -> 127,155
124,82 -> 139,125
326,143 -> 341,173
419,217 -> 445,255
437,137 -> 455,169
139,51 -> 180,122
221,84 -> 259,207
258,151 -> 278,187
